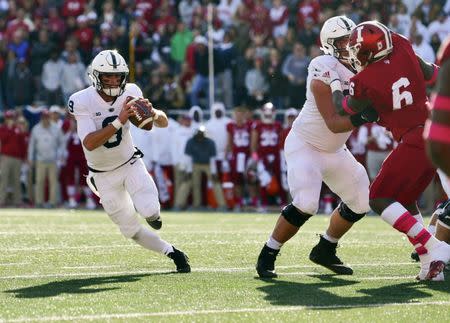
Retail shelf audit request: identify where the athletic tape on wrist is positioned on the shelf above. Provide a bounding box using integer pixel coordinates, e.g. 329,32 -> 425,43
111,118 -> 123,130
330,79 -> 342,93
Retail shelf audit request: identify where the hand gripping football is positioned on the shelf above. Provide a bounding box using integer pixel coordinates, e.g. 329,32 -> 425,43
126,96 -> 154,130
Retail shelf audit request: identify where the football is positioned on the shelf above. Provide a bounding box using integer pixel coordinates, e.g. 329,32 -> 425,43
126,96 -> 154,130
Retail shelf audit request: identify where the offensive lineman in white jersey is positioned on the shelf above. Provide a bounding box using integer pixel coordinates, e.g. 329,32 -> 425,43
68,49 -> 190,273
256,16 -> 379,278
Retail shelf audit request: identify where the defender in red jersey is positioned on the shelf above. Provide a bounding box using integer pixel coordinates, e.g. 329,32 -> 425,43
320,21 -> 450,280
250,102 -> 283,210
226,106 -> 252,209
424,35 -> 450,247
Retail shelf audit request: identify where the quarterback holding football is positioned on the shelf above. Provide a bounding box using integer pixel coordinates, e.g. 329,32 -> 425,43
67,49 -> 190,273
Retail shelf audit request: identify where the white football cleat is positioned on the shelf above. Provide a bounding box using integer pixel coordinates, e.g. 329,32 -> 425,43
417,242 -> 450,281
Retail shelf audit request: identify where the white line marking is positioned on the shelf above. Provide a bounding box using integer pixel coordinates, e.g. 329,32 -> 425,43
4,301 -> 450,322
0,262 -> 30,266
0,240 -> 407,252
0,244 -> 134,252
0,262 -> 419,280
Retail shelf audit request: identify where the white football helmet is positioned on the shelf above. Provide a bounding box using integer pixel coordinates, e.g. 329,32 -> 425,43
320,16 -> 356,63
261,102 -> 275,123
89,49 -> 129,97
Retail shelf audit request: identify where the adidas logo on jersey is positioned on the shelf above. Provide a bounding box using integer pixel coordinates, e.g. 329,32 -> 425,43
95,112 -> 101,116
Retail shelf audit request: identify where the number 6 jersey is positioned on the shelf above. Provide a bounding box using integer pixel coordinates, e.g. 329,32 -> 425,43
349,33 -> 429,142
67,83 -> 143,171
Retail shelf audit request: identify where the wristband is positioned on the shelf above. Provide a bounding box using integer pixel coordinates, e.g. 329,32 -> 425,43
330,79 -> 342,93
111,118 -> 123,130
342,96 -> 357,116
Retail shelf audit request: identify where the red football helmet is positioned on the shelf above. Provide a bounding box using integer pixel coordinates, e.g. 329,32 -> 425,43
348,21 -> 393,72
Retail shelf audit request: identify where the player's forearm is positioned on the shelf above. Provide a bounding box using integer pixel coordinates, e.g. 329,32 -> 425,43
153,109 -> 168,128
331,91 -> 346,115
83,125 -> 118,151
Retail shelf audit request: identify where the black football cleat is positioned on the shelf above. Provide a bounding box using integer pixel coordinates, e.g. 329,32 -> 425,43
309,235 -> 353,275
168,247 -> 191,273
146,216 -> 162,230
256,244 -> 280,278
411,251 -> 420,262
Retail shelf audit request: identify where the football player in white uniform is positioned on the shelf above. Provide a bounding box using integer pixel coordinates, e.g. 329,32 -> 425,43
68,50 -> 190,273
256,16 -> 379,278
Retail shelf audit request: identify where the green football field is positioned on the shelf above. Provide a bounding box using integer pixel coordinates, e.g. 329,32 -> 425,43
0,209 -> 449,322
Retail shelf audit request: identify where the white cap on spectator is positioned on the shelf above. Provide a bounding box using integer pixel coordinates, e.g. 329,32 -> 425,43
49,105 -> 62,114
77,15 -> 87,23
87,12 -> 97,20
194,35 -> 208,45
100,22 -> 111,31
285,107 -> 298,117
212,102 -> 225,112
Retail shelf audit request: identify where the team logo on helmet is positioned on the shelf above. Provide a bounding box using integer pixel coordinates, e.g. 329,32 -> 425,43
348,21 -> 393,72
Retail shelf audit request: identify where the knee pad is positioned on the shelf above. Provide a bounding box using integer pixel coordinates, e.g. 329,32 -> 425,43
109,208 -> 141,239
281,203 -> 313,228
338,202 -> 366,223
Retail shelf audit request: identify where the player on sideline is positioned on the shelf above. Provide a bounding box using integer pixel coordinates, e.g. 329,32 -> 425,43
68,49 -> 190,273
321,21 -> 450,280
256,16 -> 379,278
424,35 -> 450,246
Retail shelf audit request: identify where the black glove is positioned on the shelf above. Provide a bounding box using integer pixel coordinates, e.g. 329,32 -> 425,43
350,107 -> 379,127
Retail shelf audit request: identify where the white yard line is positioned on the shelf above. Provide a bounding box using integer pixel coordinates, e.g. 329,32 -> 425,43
0,244 -> 134,252
0,262 -> 30,266
0,262 -> 419,280
0,240 -> 407,252
3,301 -> 450,322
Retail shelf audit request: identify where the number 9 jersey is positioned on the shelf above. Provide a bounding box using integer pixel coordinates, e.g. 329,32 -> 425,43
349,33 -> 428,142
67,83 -> 143,171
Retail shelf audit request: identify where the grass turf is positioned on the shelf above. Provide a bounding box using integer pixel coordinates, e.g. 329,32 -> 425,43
0,209 -> 449,322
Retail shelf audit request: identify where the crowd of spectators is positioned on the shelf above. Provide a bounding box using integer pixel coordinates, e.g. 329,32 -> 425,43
0,0 -> 449,210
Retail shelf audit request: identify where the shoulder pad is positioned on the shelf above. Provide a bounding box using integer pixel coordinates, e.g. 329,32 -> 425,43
67,92 -> 89,116
125,83 -> 143,98
308,55 -> 339,71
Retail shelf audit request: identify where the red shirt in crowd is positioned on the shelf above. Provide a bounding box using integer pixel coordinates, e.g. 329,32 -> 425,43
0,125 -> 29,160
62,0 -> 86,18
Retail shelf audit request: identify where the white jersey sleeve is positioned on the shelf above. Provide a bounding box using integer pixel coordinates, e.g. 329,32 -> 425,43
68,93 -> 95,142
288,55 -> 355,153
